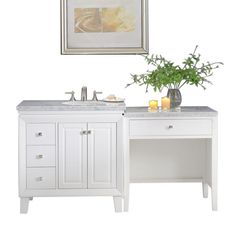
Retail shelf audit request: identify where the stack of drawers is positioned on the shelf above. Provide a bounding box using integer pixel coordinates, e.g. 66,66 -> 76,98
26,123 -> 56,189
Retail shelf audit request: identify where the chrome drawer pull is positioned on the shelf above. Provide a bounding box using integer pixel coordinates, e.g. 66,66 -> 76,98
36,155 -> 43,159
81,130 -> 92,135
168,125 -> 174,129
35,177 -> 43,182
36,132 -> 43,137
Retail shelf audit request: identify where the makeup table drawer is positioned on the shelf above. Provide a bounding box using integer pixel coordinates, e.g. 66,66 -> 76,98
129,119 -> 212,137
27,168 -> 56,189
26,123 -> 55,145
27,146 -> 56,167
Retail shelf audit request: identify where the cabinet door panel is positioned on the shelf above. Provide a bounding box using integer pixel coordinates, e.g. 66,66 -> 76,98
59,124 -> 87,189
88,123 -> 116,189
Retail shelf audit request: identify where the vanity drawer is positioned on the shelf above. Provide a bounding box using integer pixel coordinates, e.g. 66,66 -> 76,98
27,146 -> 56,167
129,119 -> 212,137
26,123 -> 55,145
27,168 -> 56,189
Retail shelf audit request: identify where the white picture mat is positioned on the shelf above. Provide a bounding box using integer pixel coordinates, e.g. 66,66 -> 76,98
67,0 -> 142,48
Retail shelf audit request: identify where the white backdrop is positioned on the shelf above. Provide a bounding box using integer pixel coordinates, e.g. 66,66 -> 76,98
0,0 -> 235,235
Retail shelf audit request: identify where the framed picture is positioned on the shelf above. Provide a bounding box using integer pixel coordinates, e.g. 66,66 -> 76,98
61,0 -> 149,55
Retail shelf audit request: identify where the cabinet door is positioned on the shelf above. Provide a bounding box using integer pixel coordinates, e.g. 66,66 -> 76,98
88,123 -> 117,189
59,123 -> 87,189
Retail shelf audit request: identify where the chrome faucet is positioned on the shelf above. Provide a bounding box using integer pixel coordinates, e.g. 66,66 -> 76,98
81,86 -> 87,101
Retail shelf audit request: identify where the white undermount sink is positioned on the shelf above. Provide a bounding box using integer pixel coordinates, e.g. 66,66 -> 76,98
62,101 -> 107,106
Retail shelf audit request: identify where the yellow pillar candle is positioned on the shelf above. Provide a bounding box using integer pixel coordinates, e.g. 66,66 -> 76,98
161,97 -> 170,110
148,100 -> 158,111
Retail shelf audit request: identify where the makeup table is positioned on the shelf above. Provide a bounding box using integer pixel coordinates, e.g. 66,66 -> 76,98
123,106 -> 218,211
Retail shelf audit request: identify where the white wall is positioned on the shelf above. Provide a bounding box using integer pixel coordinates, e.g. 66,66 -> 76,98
0,0 -> 235,235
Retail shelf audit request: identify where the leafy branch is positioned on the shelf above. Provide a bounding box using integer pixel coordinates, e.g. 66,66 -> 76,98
126,46 -> 223,92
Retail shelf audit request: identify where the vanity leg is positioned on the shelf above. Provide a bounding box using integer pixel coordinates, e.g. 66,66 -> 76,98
211,117 -> 218,211
211,187 -> 217,211
202,182 -> 208,198
123,118 -> 130,212
124,192 -> 129,212
20,197 -> 30,214
113,197 -> 122,213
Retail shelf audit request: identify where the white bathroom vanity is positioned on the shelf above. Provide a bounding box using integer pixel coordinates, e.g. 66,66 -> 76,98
17,101 -> 217,213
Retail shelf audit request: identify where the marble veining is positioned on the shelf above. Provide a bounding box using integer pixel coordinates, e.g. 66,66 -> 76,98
125,106 -> 217,117
17,100 -> 126,112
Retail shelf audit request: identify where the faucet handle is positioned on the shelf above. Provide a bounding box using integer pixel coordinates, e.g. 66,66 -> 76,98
65,91 -> 76,101
92,91 -> 103,101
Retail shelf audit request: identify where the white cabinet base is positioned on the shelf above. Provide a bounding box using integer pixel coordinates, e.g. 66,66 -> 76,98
18,112 -> 124,213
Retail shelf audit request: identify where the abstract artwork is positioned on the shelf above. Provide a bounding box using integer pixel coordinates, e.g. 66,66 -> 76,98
74,7 -> 135,33
61,0 -> 149,55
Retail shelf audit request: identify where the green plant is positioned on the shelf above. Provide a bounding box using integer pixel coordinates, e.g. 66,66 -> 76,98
126,46 -> 223,92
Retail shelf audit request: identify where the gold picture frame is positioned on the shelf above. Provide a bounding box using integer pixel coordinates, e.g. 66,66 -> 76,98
61,0 -> 149,55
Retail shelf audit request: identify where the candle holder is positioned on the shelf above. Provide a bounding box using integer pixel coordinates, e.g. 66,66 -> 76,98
148,100 -> 158,112
161,97 -> 170,111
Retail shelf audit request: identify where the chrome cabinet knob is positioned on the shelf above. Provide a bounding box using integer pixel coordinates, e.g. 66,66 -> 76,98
168,125 -> 174,129
36,177 -> 43,182
81,130 -> 92,135
36,132 -> 43,137
36,154 -> 43,159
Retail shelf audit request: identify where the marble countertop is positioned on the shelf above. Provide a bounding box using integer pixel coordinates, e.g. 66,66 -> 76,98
17,100 -> 126,112
125,106 -> 217,117
17,101 -> 217,117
